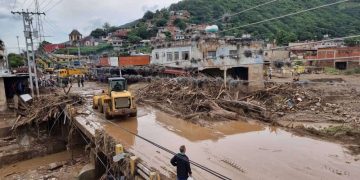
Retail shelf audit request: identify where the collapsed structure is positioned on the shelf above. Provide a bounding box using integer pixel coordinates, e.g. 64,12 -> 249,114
151,37 -> 265,89
0,39 -> 9,111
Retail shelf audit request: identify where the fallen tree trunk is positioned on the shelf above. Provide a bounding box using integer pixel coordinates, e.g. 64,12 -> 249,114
202,100 -> 238,120
216,99 -> 272,122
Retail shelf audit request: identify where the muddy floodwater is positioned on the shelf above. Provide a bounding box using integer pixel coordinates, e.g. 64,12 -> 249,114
102,106 -> 360,180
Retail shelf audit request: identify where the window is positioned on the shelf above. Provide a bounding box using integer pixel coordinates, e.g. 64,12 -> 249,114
207,51 -> 216,59
174,52 -> 179,60
182,51 -> 190,60
167,52 -> 173,61
229,50 -> 237,59
244,50 -> 252,58
155,53 -> 159,60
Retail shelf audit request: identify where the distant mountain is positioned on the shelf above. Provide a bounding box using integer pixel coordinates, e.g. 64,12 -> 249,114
168,0 -> 360,44
119,19 -> 141,29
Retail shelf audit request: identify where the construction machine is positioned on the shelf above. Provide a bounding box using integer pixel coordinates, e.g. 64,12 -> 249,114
92,77 -> 137,119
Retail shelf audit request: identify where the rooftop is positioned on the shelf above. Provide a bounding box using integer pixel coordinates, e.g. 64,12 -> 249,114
69,29 -> 82,36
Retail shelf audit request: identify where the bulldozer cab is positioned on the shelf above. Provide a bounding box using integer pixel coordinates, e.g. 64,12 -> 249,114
109,77 -> 127,92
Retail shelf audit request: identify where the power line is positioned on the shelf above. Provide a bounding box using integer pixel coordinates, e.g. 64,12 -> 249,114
209,0 -> 280,24
44,0 -> 63,12
86,107 -> 232,180
271,34 -> 360,50
220,0 -> 350,33
39,0 -> 47,8
11,0 -> 17,11
27,0 -> 35,10
41,0 -> 53,10
43,16 -> 69,36
21,0 -> 29,9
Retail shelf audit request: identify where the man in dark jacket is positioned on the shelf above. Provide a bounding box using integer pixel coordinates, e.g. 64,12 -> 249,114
171,145 -> 192,180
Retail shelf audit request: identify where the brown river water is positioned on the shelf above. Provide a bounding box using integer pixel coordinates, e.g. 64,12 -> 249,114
103,106 -> 360,180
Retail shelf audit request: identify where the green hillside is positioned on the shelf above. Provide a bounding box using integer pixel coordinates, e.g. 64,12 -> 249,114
168,0 -> 360,44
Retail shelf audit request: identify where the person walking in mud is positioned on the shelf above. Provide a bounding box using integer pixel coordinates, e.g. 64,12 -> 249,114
268,67 -> 273,80
80,75 -> 85,87
171,145 -> 192,180
76,75 -> 81,87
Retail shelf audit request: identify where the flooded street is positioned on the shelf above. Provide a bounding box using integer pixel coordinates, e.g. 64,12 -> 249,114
102,106 -> 360,180
72,82 -> 360,179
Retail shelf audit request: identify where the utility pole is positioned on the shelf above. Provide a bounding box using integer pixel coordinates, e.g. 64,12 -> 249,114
16,36 -> 21,54
12,10 -> 45,97
77,43 -> 81,65
34,0 -> 42,42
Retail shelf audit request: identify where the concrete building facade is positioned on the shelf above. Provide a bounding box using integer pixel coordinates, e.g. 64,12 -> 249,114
0,39 -> 9,111
151,38 -> 265,88
309,47 -> 360,70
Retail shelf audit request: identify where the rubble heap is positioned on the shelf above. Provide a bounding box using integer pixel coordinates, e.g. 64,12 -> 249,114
136,78 -> 360,126
13,94 -> 83,129
137,78 -> 268,123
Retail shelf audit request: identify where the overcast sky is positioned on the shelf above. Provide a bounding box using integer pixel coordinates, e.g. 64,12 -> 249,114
0,0 -> 181,53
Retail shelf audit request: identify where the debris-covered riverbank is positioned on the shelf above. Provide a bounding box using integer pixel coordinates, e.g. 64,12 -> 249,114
136,76 -> 360,154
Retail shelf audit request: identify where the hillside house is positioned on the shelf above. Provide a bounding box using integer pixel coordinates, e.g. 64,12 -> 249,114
112,29 -> 129,39
289,39 -> 344,59
170,10 -> 190,20
79,36 -> 102,47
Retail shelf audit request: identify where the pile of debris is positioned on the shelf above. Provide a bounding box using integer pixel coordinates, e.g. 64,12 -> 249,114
136,78 -> 266,123
136,78 -> 356,124
13,94 -> 83,129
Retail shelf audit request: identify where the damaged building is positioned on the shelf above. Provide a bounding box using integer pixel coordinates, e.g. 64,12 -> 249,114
151,37 -> 265,89
308,47 -> 360,70
0,39 -> 30,112
0,39 -> 8,111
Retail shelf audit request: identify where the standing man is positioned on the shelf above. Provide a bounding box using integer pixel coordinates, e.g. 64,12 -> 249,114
171,145 -> 192,180
80,75 -> 85,87
77,75 -> 81,87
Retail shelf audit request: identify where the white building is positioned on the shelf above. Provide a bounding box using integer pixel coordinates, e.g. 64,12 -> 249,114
151,38 -> 265,88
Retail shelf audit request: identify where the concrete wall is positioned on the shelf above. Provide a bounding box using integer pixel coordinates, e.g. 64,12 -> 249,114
247,64 -> 264,90
264,50 -> 290,62
0,77 -> 7,111
151,41 -> 264,70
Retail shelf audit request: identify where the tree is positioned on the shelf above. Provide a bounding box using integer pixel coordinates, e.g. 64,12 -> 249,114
8,53 -> 25,68
275,30 -> 297,45
136,26 -> 150,39
156,18 -> 168,27
103,22 -> 111,32
91,28 -> 107,38
344,38 -> 360,47
143,11 -> 155,20
127,34 -> 142,44
173,18 -> 187,30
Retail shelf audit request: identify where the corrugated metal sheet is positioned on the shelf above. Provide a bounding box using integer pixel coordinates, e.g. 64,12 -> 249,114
110,57 -> 119,67
118,56 -> 150,67
99,57 -> 109,66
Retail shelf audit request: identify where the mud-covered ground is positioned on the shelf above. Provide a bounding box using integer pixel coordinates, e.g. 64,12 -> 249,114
0,148 -> 88,179
136,74 -> 360,154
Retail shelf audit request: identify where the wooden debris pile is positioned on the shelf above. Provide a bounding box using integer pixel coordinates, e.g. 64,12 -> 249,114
136,78 -> 267,122
136,78 -> 324,123
13,94 -> 83,129
243,83 -> 321,113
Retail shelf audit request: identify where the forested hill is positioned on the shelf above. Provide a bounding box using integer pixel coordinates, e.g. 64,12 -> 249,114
169,0 -> 360,44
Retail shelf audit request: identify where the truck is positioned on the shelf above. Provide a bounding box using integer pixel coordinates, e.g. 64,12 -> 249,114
92,77 -> 137,119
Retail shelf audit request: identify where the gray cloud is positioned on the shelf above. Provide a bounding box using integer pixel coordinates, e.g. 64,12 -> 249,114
141,4 -> 160,12
1,0 -> 181,53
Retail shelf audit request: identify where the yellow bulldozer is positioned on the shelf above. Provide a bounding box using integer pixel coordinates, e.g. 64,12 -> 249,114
92,77 -> 137,119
